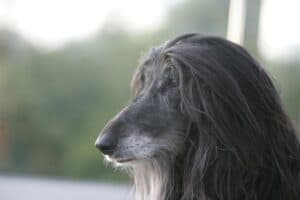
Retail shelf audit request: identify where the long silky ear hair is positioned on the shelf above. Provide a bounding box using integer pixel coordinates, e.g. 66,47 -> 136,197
163,34 -> 300,200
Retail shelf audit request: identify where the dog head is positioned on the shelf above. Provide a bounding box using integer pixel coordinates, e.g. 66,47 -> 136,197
95,32 -> 299,168
95,33 -> 277,165
95,41 -> 188,165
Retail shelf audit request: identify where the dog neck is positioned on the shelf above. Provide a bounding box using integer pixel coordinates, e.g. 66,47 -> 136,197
132,157 -> 179,200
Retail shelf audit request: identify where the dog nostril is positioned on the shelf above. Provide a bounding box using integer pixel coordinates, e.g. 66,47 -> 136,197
95,133 -> 116,155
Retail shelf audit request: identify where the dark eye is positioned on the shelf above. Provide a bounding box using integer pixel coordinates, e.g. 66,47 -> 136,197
158,66 -> 178,91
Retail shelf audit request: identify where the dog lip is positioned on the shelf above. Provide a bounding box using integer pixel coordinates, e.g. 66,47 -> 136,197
101,150 -> 114,155
115,158 -> 135,163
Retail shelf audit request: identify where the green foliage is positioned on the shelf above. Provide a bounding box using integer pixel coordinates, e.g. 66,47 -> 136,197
1,31 -> 143,180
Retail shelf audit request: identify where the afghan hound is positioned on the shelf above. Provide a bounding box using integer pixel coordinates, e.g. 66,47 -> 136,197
95,33 -> 300,200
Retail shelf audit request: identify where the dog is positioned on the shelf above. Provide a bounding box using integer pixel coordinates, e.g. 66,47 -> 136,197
95,33 -> 300,200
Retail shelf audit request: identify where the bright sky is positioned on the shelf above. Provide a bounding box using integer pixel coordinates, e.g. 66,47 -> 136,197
258,0 -> 300,61
1,0 -> 171,50
1,0 -> 300,60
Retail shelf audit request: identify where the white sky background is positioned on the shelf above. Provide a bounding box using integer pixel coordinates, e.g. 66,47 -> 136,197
0,0 -> 174,50
0,0 -> 300,61
258,0 -> 300,61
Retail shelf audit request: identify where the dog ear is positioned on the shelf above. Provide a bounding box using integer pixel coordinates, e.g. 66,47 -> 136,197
164,35 -> 300,199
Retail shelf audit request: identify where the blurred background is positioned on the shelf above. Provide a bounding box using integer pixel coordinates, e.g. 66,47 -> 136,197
0,0 -> 299,199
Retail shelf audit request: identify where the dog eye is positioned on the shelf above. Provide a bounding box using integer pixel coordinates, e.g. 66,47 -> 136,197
158,67 -> 178,91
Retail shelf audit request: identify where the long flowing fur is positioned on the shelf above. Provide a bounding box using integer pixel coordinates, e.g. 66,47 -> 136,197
126,34 -> 300,200
132,156 -> 172,200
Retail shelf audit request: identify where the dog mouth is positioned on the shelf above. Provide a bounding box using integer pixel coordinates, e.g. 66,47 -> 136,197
104,155 -> 135,163
115,158 -> 135,163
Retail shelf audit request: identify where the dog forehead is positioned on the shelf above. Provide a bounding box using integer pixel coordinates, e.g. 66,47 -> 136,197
141,46 -> 165,67
137,63 -> 159,82
141,59 -> 167,77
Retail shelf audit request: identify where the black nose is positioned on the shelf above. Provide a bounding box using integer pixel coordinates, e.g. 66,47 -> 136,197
95,133 -> 116,155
